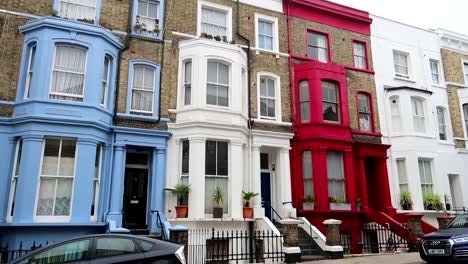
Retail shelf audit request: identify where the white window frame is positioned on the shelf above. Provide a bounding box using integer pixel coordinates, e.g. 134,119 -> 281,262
101,56 -> 111,107
322,81 -> 340,123
393,50 -> 410,79
302,151 -> 313,198
58,0 -> 97,21
204,140 -> 229,215
411,97 -> 426,133
197,1 -> 232,41
299,80 -> 310,123
396,158 -> 408,194
34,138 -> 77,222
91,144 -> 102,222
6,139 -> 22,223
326,151 -> 346,201
257,72 -> 281,122
183,60 -> 192,106
130,64 -> 156,114
389,95 -> 402,133
353,41 -> 367,70
254,13 -> 279,53
24,44 -> 36,99
49,45 -> 88,100
206,60 -> 230,108
137,0 -> 160,20
418,158 -> 434,199
429,59 -> 440,84
437,106 -> 447,141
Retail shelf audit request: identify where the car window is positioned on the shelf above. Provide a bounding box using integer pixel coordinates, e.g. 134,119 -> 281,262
135,239 -> 156,252
94,237 -> 139,259
27,239 -> 90,264
447,214 -> 468,228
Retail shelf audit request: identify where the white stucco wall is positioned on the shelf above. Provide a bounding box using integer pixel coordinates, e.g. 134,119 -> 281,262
371,15 -> 468,214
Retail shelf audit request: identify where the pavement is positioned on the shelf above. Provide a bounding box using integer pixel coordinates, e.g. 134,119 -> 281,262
303,253 -> 424,264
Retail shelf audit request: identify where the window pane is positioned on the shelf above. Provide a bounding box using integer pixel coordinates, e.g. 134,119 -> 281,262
32,239 -> 90,264
260,153 -> 269,170
95,145 -> 101,179
327,151 -> 345,200
218,64 -> 229,85
205,141 -> 216,175
37,178 -> 56,216
59,140 -> 76,176
15,140 -> 23,176
148,2 -> 158,18
217,142 -> 228,176
184,61 -> 192,83
322,81 -> 338,102
95,238 -> 139,258
323,102 -> 339,122
133,66 -> 144,88
207,62 -> 217,83
207,84 -> 217,105
299,80 -> 310,122
397,159 -> 407,184
182,140 -> 189,174
137,0 -> 147,16
42,139 -> 60,175
267,79 -> 275,97
358,93 -> 370,113
260,78 -> 267,97
131,90 -> 153,112
54,178 -> 73,216
302,151 -> 313,197
218,85 -> 229,107
260,98 -> 267,117
142,67 -> 155,90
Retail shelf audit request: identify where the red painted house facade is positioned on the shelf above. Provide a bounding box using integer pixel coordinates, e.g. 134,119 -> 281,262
284,0 -> 396,228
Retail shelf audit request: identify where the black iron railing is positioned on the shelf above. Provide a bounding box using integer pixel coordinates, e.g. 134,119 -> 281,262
187,227 -> 283,264
261,200 -> 283,222
154,210 -> 167,240
0,241 -> 46,263
340,223 -> 409,255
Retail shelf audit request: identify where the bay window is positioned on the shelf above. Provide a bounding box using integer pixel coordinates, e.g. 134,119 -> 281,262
7,139 -> 22,221
411,97 -> 425,133
299,80 -> 310,122
205,141 -> 228,214
58,0 -> 97,21
302,151 -> 313,198
322,81 -> 340,122
24,44 -> 36,99
207,61 -> 229,107
36,139 -> 77,220
101,56 -> 110,107
50,45 -> 87,101
308,31 -> 329,63
91,144 -> 102,221
327,151 -> 346,201
358,93 -> 372,132
131,65 -> 156,113
183,60 -> 192,106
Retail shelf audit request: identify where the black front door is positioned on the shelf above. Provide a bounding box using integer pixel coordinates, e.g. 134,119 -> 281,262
261,172 -> 272,219
123,168 -> 148,229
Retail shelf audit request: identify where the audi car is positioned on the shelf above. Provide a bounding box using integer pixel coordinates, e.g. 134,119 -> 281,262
419,214 -> 468,263
12,234 -> 186,264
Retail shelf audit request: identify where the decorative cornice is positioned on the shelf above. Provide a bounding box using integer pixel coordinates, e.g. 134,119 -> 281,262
438,29 -> 468,55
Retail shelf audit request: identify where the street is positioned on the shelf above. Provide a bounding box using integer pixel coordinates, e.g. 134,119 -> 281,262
304,253 -> 424,264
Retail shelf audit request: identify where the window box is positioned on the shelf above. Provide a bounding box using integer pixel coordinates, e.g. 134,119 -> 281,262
330,203 -> 351,211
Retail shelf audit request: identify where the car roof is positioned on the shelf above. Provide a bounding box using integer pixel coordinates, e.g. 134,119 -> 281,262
12,234 -> 181,263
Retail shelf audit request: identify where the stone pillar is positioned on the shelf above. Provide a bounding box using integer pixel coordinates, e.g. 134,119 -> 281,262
71,139 -> 98,223
279,219 -> 302,263
150,148 -> 167,233
13,135 -> 43,223
230,141 -> 243,218
323,219 -> 344,259
279,148 -> 295,218
251,145 -> 264,218
188,137 -> 206,218
437,216 -> 454,229
170,225 -> 189,262
312,150 -> 328,211
379,157 -> 396,214
358,157 -> 370,211
344,152 -> 356,210
107,144 -> 126,229
406,213 -> 424,252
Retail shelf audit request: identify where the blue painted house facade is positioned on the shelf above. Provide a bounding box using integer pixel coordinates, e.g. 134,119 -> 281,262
0,0 -> 170,248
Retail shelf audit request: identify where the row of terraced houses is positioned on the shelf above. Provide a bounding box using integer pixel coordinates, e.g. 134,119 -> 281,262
1,0 -> 468,261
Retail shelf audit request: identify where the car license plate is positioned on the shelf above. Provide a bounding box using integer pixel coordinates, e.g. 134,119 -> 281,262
428,249 -> 444,254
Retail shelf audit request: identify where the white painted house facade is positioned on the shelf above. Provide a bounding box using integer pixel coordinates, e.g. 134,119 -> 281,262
371,16 -> 468,224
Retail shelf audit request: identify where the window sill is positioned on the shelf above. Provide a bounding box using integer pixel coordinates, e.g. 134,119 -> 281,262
438,140 -> 455,146
252,47 -> 289,58
116,113 -> 170,122
345,66 -> 375,74
390,133 -> 435,139
253,118 -> 292,126
394,76 -> 416,83
352,130 -> 382,137
431,83 -> 446,89
131,31 -> 163,41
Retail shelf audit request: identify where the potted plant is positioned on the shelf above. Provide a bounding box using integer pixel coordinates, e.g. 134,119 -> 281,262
423,193 -> 444,211
302,195 -> 315,210
400,191 -> 413,210
242,191 -> 259,218
165,183 -> 190,218
329,197 -> 351,210
444,194 -> 451,211
356,197 -> 362,211
214,35 -> 222,41
212,186 -> 224,218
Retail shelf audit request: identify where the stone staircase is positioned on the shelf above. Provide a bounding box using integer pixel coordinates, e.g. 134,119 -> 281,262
274,221 -> 326,261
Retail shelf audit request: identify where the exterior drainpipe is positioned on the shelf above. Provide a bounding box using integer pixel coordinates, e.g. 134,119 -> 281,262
285,0 -> 297,208
236,0 -> 254,193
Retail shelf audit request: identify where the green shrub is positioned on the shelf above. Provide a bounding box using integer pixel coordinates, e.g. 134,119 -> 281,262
423,193 -> 444,211
400,191 -> 413,210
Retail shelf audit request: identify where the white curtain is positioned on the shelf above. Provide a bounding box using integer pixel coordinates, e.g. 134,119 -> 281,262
201,7 -> 227,37
302,151 -> 313,197
397,159 -> 408,192
184,61 -> 192,105
258,21 -> 273,50
59,0 -> 96,20
419,160 -> 433,196
132,65 -> 155,112
37,178 -> 56,216
412,98 -> 425,132
206,62 -> 229,107
327,151 -> 346,200
353,42 -> 366,69
137,0 -> 159,32
51,46 -> 87,98
300,80 -> 310,122
358,93 -> 371,131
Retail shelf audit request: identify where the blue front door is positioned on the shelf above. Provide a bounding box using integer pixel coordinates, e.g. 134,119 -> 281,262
261,172 -> 272,219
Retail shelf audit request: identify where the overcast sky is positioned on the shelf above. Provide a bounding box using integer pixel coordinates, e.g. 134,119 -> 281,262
327,0 -> 468,35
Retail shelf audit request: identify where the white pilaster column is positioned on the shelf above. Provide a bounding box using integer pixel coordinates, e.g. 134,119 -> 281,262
188,137 -> 206,218
279,148 -> 295,219
251,145 -> 264,218
230,141 -> 243,218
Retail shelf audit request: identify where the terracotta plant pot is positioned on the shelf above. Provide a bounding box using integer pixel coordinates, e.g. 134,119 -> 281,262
175,205 -> 188,218
243,207 -> 253,218
213,207 -> 223,218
